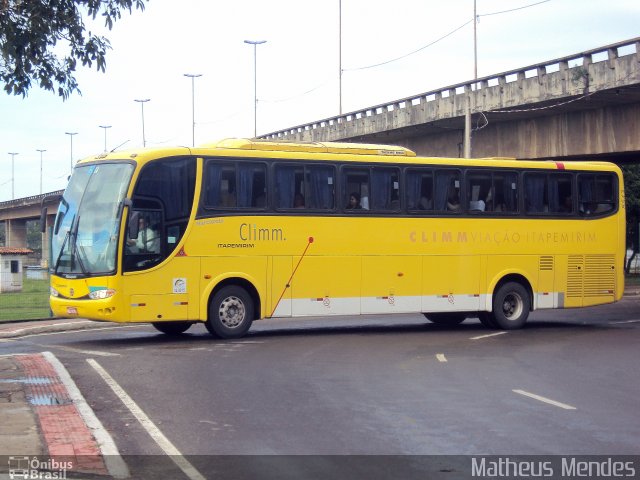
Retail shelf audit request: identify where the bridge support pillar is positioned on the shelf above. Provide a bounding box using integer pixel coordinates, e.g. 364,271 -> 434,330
6,219 -> 28,249
41,214 -> 56,268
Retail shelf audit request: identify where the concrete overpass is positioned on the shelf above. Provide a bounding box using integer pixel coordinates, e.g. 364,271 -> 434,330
0,191 -> 63,263
260,37 -> 640,162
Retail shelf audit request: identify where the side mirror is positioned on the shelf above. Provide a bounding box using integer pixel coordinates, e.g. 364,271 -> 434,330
39,207 -> 48,233
128,211 -> 140,240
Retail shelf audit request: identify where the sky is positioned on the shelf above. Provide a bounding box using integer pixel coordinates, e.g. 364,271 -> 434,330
0,0 -> 638,201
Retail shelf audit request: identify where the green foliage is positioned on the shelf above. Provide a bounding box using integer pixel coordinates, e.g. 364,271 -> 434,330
26,220 -> 42,256
622,164 -> 640,216
0,0 -> 147,99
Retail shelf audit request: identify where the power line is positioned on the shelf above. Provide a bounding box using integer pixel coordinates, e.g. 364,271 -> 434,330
344,0 -> 552,72
344,19 -> 473,71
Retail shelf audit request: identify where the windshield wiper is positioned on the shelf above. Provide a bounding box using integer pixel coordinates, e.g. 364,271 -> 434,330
52,214 -> 75,274
69,215 -> 88,276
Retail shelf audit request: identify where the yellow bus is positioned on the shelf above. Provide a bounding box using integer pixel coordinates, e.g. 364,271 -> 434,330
49,139 -> 625,338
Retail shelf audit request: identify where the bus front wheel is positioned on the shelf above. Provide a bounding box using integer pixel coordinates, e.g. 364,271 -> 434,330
492,282 -> 530,329
152,321 -> 193,335
206,285 -> 254,339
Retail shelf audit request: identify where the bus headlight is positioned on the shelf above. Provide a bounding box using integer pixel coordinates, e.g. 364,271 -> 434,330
89,289 -> 116,300
50,287 -> 59,297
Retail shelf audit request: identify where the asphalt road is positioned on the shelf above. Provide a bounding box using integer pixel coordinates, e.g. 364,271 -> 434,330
2,298 -> 639,479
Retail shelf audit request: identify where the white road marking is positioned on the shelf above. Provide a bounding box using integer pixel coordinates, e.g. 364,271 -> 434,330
43,352 -> 129,479
609,319 -> 640,325
87,359 -> 206,480
512,389 -> 577,410
470,332 -> 508,340
32,344 -> 120,357
436,353 -> 448,362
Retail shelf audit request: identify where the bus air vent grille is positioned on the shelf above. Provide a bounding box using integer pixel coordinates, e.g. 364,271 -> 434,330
567,255 -> 615,298
539,256 -> 554,271
567,255 -> 583,298
584,254 -> 615,297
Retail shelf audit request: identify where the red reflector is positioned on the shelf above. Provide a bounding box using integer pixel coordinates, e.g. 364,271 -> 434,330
175,246 -> 187,257
555,162 -> 565,170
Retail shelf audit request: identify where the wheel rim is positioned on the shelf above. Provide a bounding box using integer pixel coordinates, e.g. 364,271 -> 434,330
502,292 -> 523,320
218,295 -> 246,329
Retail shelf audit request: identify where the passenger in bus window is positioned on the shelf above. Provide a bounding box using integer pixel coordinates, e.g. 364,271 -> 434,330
346,192 -> 362,209
294,193 -> 305,208
419,196 -> 432,210
447,190 -> 460,212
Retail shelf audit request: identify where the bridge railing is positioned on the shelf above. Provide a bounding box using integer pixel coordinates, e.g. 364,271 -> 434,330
260,37 -> 640,141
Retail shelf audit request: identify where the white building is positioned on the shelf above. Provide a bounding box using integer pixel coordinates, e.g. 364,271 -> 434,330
0,247 -> 33,292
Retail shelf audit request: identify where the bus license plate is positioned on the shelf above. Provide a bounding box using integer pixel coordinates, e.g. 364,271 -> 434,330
66,307 -> 78,315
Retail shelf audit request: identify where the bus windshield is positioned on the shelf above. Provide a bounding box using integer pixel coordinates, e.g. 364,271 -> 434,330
51,163 -> 134,277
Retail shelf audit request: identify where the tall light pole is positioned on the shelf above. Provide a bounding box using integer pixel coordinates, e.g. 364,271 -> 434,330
244,39 -> 267,137
65,132 -> 77,174
339,0 -> 342,114
184,74 -> 202,147
134,99 -> 150,147
36,149 -> 46,194
8,152 -> 18,199
99,125 -> 112,152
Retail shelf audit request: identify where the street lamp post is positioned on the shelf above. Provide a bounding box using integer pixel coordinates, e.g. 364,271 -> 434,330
244,39 -> 267,137
134,99 -> 150,147
65,132 -> 77,174
36,149 -> 46,194
99,125 -> 112,152
8,152 -> 18,199
184,74 -> 202,147
339,0 -> 342,114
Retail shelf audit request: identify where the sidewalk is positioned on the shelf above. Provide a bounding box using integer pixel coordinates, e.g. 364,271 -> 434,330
0,352 -> 126,478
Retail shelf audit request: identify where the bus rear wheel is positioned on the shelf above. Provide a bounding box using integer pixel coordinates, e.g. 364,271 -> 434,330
477,312 -> 499,329
206,285 -> 254,339
492,282 -> 530,329
424,312 -> 467,326
152,321 -> 193,335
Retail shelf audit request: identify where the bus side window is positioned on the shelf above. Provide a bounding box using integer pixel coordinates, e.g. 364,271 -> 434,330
524,173 -> 547,213
344,168 -> 370,211
493,172 -> 519,213
275,164 -> 303,209
204,162 -> 235,208
548,173 -> 573,214
306,165 -> 335,210
467,171 -> 491,212
371,167 -> 400,211
434,170 -> 461,212
204,161 -> 266,209
406,169 -> 433,212
578,173 -> 615,216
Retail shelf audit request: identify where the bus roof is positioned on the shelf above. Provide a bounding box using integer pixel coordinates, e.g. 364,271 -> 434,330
198,138 -> 417,157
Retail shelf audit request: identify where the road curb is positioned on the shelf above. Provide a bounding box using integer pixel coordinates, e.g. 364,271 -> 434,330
0,320 -> 119,340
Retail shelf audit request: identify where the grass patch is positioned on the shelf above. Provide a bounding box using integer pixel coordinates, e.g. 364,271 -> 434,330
0,278 -> 51,322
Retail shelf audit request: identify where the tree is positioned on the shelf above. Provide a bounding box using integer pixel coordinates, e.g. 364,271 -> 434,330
1,0 -> 147,99
622,164 -> 640,273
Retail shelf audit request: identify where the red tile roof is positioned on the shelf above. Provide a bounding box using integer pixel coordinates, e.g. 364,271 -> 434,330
0,247 -> 33,255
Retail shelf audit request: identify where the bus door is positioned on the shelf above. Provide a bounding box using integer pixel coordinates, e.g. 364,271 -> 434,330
122,208 -> 200,322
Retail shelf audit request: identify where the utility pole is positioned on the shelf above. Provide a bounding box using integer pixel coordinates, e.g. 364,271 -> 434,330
37,149 -> 46,194
184,74 -> 202,147
8,152 -> 18,199
65,132 -> 77,174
